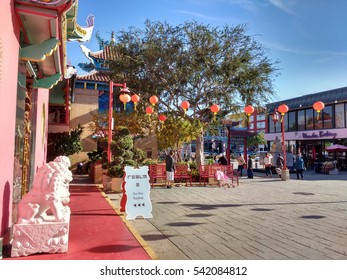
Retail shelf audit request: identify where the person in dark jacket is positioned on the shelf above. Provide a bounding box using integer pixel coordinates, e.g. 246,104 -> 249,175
295,154 -> 305,179
165,150 -> 176,188
247,155 -> 253,179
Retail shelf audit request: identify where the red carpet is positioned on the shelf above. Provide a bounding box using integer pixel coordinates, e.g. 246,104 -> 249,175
8,185 -> 151,260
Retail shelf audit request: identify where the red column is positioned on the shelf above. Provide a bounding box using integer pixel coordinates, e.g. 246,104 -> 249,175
108,81 -> 114,162
282,118 -> 287,170
226,128 -> 231,165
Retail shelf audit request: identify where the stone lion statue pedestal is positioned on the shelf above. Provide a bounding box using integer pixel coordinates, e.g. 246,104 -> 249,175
11,156 -> 73,258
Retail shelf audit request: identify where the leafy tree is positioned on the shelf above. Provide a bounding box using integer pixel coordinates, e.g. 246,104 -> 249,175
47,124 -> 84,162
107,20 -> 279,167
247,132 -> 267,150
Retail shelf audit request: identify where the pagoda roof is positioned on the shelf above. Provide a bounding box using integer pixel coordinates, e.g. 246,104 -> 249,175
88,45 -> 118,60
77,71 -> 111,83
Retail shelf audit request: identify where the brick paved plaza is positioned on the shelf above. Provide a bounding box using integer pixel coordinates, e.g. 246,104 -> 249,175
109,171 -> 347,260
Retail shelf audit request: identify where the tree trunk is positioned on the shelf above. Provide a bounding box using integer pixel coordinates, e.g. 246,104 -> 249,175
195,134 -> 204,168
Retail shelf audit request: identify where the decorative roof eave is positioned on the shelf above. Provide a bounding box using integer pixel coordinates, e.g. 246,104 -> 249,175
15,0 -> 73,9
33,73 -> 62,89
65,0 -> 95,42
16,0 -> 94,81
20,38 -> 61,62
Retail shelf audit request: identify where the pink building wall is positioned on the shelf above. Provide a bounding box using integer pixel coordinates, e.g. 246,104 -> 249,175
0,0 -> 20,239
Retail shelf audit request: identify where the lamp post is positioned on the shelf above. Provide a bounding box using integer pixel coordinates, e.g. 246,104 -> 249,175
108,81 -> 130,162
277,104 -> 289,180
244,105 -> 255,160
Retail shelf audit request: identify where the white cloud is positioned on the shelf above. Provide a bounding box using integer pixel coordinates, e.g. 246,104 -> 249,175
268,0 -> 299,16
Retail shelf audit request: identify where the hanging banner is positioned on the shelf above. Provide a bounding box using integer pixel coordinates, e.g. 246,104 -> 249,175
123,166 -> 153,220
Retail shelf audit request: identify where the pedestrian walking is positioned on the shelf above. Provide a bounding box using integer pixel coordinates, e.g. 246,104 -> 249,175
247,155 -> 253,179
165,150 -> 176,188
295,154 -> 305,179
237,154 -> 246,177
264,152 -> 273,177
275,153 -> 284,178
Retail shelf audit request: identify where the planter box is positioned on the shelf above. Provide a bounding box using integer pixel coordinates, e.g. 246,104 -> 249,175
111,177 -> 123,193
89,163 -> 103,184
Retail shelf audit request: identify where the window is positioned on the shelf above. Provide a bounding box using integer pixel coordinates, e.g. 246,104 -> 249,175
297,110 -> 305,131
258,122 -> 265,129
284,112 -> 288,131
335,103 -> 345,128
257,114 -> 266,121
322,105 -> 333,129
305,109 -> 314,130
288,111 -> 296,131
268,115 -> 275,133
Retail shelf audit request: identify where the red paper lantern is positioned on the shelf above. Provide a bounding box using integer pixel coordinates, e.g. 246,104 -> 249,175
146,106 -> 154,115
244,105 -> 255,116
181,101 -> 190,110
277,104 -> 289,115
158,114 -> 167,122
210,104 -> 220,114
131,94 -> 140,103
131,94 -> 140,110
149,95 -> 158,106
313,101 -> 325,112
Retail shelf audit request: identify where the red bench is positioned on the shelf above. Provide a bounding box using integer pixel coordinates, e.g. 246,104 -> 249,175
199,164 -> 238,187
148,164 -> 192,186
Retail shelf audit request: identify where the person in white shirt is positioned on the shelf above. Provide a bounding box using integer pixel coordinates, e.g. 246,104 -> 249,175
264,153 -> 273,177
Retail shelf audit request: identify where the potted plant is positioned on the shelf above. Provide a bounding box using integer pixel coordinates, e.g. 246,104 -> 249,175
87,149 -> 104,184
108,126 -> 145,192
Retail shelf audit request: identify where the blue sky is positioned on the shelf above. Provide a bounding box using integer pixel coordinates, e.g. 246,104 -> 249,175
67,0 -> 347,101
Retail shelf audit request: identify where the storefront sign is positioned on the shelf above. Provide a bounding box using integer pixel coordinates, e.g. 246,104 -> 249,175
302,131 -> 338,139
265,128 -> 347,141
123,166 -> 153,220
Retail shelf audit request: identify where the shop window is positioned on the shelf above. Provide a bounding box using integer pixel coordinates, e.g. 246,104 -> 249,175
288,111 -> 296,131
49,105 -> 66,124
284,113 -> 288,132
305,109 -> 314,130
297,110 -> 305,131
322,105 -> 333,129
335,103 -> 345,128
268,115 -> 275,133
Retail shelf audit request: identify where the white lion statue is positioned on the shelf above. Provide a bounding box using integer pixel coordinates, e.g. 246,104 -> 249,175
17,156 -> 73,224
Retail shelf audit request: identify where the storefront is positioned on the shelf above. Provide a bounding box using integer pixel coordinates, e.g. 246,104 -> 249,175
265,87 -> 347,170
